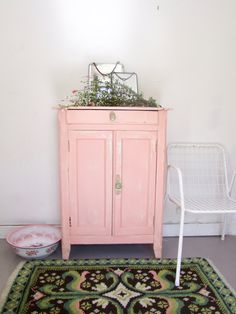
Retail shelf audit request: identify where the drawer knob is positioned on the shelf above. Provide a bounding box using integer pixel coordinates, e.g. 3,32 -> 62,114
109,111 -> 116,121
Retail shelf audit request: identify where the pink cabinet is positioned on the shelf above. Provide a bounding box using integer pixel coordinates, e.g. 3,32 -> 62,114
58,107 -> 167,259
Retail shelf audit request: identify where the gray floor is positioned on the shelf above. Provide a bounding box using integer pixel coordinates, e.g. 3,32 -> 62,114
0,236 -> 236,295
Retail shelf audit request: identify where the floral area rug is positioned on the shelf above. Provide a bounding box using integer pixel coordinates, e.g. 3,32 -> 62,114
0,258 -> 236,313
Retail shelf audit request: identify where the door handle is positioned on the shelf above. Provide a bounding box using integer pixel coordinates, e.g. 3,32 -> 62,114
115,175 -> 122,194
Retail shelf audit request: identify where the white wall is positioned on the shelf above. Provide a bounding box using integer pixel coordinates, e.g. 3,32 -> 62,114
0,0 -> 236,232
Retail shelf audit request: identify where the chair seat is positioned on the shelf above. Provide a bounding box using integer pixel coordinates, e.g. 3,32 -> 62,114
169,196 -> 236,213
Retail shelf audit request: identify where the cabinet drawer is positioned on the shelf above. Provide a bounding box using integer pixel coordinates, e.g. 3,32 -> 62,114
66,109 -> 159,125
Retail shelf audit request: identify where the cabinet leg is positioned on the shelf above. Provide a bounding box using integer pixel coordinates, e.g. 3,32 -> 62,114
153,243 -> 162,258
62,241 -> 71,260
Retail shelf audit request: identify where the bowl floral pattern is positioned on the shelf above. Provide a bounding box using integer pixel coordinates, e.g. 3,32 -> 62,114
6,225 -> 61,259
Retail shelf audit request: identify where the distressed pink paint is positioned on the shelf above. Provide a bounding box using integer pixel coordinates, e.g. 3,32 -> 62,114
113,131 -> 157,236
58,107 -> 167,259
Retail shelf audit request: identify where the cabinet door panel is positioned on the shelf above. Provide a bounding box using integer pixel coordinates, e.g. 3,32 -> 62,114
114,131 -> 157,235
69,131 -> 112,236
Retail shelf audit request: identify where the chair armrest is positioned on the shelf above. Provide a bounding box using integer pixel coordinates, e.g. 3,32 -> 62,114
167,164 -> 185,209
228,171 -> 236,196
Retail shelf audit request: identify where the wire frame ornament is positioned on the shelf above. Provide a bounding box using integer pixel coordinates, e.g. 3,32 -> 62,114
111,72 -> 138,93
88,62 -> 124,86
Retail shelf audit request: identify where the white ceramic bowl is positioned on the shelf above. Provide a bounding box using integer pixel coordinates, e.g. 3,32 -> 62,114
6,225 -> 61,259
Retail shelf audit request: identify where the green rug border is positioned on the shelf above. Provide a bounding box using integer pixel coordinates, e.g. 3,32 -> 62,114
0,257 -> 236,313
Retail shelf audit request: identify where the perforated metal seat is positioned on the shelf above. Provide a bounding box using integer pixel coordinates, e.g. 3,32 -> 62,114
170,197 -> 236,213
167,143 -> 236,286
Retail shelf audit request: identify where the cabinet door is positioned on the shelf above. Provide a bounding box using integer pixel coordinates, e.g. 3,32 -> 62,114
68,131 -> 113,236
114,131 -> 157,236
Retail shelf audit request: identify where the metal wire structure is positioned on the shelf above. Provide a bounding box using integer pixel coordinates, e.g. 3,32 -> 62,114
111,72 -> 138,93
167,143 -> 236,286
88,62 -> 125,85
88,63 -> 138,93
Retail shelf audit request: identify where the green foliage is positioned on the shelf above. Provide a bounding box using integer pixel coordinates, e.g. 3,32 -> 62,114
60,77 -> 161,108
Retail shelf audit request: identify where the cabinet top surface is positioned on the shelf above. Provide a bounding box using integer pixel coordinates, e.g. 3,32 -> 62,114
59,106 -> 167,112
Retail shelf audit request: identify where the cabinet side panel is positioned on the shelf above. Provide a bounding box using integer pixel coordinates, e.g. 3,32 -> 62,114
69,131 -> 112,236
58,109 -> 71,258
153,110 -> 167,257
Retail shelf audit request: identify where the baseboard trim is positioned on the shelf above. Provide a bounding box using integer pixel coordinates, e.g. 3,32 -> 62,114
0,223 -> 235,239
163,223 -> 222,237
164,221 -> 236,236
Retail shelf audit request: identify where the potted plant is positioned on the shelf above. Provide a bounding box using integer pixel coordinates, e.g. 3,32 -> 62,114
60,76 -> 161,108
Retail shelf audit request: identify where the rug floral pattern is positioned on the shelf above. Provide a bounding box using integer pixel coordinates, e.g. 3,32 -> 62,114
1,258 -> 236,313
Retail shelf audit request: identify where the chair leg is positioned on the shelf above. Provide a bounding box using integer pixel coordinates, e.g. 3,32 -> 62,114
175,208 -> 185,286
221,214 -> 227,241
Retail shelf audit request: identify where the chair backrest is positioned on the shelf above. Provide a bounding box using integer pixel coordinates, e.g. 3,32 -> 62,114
167,143 -> 229,200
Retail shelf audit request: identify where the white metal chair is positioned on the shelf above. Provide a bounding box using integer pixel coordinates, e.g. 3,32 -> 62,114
167,143 -> 236,286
